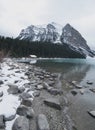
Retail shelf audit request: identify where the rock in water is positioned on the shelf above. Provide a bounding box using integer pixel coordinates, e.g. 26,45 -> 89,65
47,88 -> 63,95
37,114 -> 50,130
44,98 -> 61,110
88,110 -> 95,118
12,116 -> 29,130
71,90 -> 77,96
87,81 -> 93,85
90,88 -> 95,93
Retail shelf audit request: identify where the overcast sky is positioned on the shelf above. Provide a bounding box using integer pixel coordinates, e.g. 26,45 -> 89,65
0,0 -> 95,48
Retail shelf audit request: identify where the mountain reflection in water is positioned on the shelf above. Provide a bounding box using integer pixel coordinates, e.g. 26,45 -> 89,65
36,58 -> 95,130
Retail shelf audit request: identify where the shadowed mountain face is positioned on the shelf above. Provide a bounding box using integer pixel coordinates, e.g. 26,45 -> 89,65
18,22 -> 93,57
61,24 -> 90,51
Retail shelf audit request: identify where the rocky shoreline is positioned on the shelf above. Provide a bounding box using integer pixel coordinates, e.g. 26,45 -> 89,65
0,58 -> 75,130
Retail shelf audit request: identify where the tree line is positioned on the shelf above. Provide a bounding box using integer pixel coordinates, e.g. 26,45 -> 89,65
0,36 -> 85,58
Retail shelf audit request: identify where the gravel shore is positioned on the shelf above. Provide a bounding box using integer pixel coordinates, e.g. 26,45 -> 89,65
0,58 -> 75,130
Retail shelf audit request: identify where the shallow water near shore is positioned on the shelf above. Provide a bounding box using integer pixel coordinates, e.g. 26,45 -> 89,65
36,57 -> 95,130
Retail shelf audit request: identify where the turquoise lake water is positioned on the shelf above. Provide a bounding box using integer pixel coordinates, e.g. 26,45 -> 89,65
36,57 -> 95,130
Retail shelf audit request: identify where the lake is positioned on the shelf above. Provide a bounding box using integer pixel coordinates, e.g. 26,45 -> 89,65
36,57 -> 95,130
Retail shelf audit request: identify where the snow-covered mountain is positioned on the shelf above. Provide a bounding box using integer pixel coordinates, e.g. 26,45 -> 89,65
18,22 -> 93,57
18,22 -> 62,43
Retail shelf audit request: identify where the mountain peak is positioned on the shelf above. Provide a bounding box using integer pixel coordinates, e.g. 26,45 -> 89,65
64,23 -> 71,27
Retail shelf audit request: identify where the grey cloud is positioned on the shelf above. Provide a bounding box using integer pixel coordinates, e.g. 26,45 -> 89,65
0,0 -> 95,47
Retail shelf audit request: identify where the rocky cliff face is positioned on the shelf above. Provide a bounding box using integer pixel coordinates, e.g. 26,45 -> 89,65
61,24 -> 90,51
18,22 -> 62,43
18,22 -> 93,57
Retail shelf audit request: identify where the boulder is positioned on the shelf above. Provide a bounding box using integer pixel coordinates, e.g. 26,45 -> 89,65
18,87 -> 25,93
44,98 -> 61,110
36,85 -> 43,90
71,81 -> 77,86
71,90 -> 77,96
80,89 -> 84,94
14,80 -> 19,83
0,80 -> 4,85
17,105 -> 34,118
7,87 -> 19,94
47,88 -> 63,95
21,99 -> 32,107
0,115 -> 5,129
43,82 -> 50,89
48,81 -> 55,86
7,84 -> 19,94
19,92 -> 32,100
4,113 -> 16,121
7,84 -> 18,88
12,116 -> 29,130
33,91 -> 40,97
0,91 -> 3,97
37,114 -> 50,130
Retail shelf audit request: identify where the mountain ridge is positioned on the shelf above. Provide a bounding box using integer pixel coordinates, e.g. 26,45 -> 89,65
17,22 -> 93,57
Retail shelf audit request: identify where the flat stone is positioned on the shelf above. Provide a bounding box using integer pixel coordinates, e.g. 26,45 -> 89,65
87,81 -> 93,85
12,116 -> 29,130
0,115 -> 5,129
88,110 -> 95,118
75,84 -> 82,89
47,88 -> 63,95
44,75 -> 50,78
37,114 -> 50,130
90,88 -> 95,93
44,98 -> 61,110
51,73 -> 58,78
17,105 -> 34,118
15,71 -> 20,73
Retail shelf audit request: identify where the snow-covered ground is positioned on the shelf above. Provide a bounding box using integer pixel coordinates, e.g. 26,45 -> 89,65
0,59 -> 33,130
